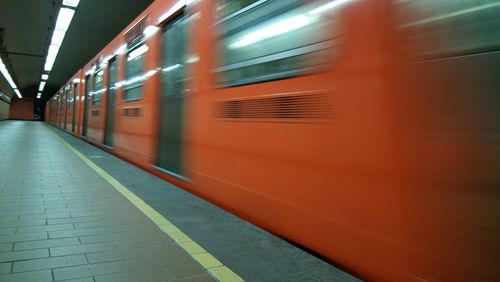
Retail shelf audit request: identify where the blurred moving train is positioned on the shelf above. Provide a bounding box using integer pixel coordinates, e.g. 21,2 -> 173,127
46,0 -> 500,281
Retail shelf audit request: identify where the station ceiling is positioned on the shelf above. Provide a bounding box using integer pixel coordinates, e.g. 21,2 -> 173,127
0,0 -> 154,102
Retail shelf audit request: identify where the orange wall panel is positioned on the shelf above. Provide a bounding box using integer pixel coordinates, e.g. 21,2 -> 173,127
10,98 -> 34,120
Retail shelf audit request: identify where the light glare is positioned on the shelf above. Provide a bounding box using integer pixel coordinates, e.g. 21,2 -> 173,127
115,44 -> 127,55
229,15 -> 311,49
143,25 -> 160,39
229,0 -> 353,49
158,0 -> 194,23
127,45 -> 149,61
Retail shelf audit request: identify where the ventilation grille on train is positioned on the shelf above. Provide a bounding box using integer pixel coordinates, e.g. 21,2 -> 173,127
125,16 -> 147,48
123,107 -> 141,117
216,93 -> 331,121
91,110 -> 99,116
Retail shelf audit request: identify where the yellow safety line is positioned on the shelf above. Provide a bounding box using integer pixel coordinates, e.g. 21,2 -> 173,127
47,127 -> 244,282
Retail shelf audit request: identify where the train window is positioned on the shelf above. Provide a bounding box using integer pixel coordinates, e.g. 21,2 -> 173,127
396,0 -> 500,57
67,88 -> 72,112
123,44 -> 147,101
61,92 -> 65,110
92,69 -> 104,105
217,0 -> 261,18
215,0 -> 338,86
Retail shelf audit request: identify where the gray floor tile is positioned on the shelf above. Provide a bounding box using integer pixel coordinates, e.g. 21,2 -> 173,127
0,269 -> 53,282
14,237 -> 80,251
0,249 -> 49,263
13,254 -> 87,272
0,262 -> 11,274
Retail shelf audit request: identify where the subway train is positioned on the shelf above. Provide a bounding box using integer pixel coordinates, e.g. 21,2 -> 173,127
46,0 -> 500,281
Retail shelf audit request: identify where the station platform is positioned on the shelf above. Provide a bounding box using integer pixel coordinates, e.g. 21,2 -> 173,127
0,121 -> 358,282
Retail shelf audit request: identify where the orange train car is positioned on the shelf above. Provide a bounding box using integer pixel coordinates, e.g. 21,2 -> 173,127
45,0 -> 500,281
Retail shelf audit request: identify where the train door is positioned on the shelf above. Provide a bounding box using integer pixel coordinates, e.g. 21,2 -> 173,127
64,90 -> 68,130
71,83 -> 77,133
82,74 -> 90,137
58,96 -> 62,127
156,13 -> 188,178
104,58 -> 117,147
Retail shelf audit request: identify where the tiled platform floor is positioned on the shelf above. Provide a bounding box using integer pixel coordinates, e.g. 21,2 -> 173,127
0,121 -> 214,282
0,121 -> 359,282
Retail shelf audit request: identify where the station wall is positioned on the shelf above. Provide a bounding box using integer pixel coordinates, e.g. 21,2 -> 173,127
10,98 -> 33,120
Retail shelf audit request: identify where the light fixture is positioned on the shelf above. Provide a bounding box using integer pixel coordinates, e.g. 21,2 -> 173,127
38,81 -> 46,92
51,30 -> 66,47
55,8 -> 76,32
43,7 -> 76,72
73,78 -> 80,83
41,74 -> 49,80
158,0 -> 194,23
62,0 -> 80,8
14,89 -> 22,98
127,45 -> 149,61
0,58 -> 22,98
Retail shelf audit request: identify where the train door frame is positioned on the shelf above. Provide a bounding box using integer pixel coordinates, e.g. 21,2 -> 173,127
82,74 -> 90,137
63,89 -> 68,130
155,10 -> 189,180
103,57 -> 117,147
71,83 -> 77,133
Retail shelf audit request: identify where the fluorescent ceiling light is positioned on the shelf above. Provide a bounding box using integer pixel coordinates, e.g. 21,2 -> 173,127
41,74 -> 49,80
0,58 -> 22,98
55,8 -> 75,32
158,0 -> 193,23
0,58 -> 17,89
14,89 -> 22,98
43,7 -> 76,71
73,78 -> 80,83
44,44 -> 61,71
62,0 -> 80,8
39,81 -> 46,92
127,45 -> 149,61
51,30 -> 67,47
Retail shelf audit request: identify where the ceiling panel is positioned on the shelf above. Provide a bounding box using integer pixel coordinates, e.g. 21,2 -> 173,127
0,0 -> 154,101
